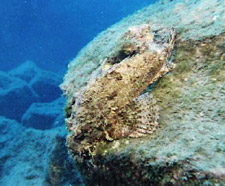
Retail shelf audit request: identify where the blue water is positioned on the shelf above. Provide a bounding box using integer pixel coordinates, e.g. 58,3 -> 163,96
0,0 -> 157,74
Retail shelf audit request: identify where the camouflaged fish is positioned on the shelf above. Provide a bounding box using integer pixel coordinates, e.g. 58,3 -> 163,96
65,24 -> 176,157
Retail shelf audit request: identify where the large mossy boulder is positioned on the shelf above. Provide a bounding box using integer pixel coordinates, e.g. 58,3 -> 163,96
62,0 -> 225,185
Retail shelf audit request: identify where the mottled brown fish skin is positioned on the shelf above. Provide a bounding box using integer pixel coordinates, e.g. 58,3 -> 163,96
66,25 -> 176,158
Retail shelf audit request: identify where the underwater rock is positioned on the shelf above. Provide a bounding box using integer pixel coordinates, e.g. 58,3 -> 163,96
9,61 -> 41,83
0,116 -> 81,186
22,97 -> 65,130
30,70 -> 62,103
0,71 -> 38,122
159,0 -> 174,4
46,135 -> 83,186
0,61 -> 63,123
62,0 -> 225,185
0,116 -> 24,181
9,60 -> 62,103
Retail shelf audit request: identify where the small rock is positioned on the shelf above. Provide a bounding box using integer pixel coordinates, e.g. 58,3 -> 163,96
30,71 -> 62,102
9,61 -> 41,83
21,98 -> 65,130
9,61 -> 63,102
0,71 -> 38,121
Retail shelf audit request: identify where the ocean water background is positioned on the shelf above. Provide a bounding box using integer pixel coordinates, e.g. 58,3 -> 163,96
0,0 -> 157,74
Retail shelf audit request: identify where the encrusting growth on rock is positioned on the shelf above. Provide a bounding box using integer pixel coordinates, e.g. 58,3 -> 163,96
63,24 -> 176,159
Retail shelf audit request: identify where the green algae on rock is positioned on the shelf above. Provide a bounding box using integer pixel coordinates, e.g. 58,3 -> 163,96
62,0 -> 225,185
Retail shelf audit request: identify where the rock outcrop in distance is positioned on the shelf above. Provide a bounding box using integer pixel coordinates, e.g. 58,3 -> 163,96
0,70 -> 38,121
0,61 -> 63,125
22,97 -> 65,130
62,0 -> 225,185
0,61 -> 84,186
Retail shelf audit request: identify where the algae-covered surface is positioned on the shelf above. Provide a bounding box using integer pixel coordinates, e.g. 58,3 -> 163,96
62,0 -> 225,98
87,34 -> 225,186
62,0 -> 225,185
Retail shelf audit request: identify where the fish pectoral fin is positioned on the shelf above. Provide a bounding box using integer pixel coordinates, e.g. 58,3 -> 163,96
118,92 -> 159,138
